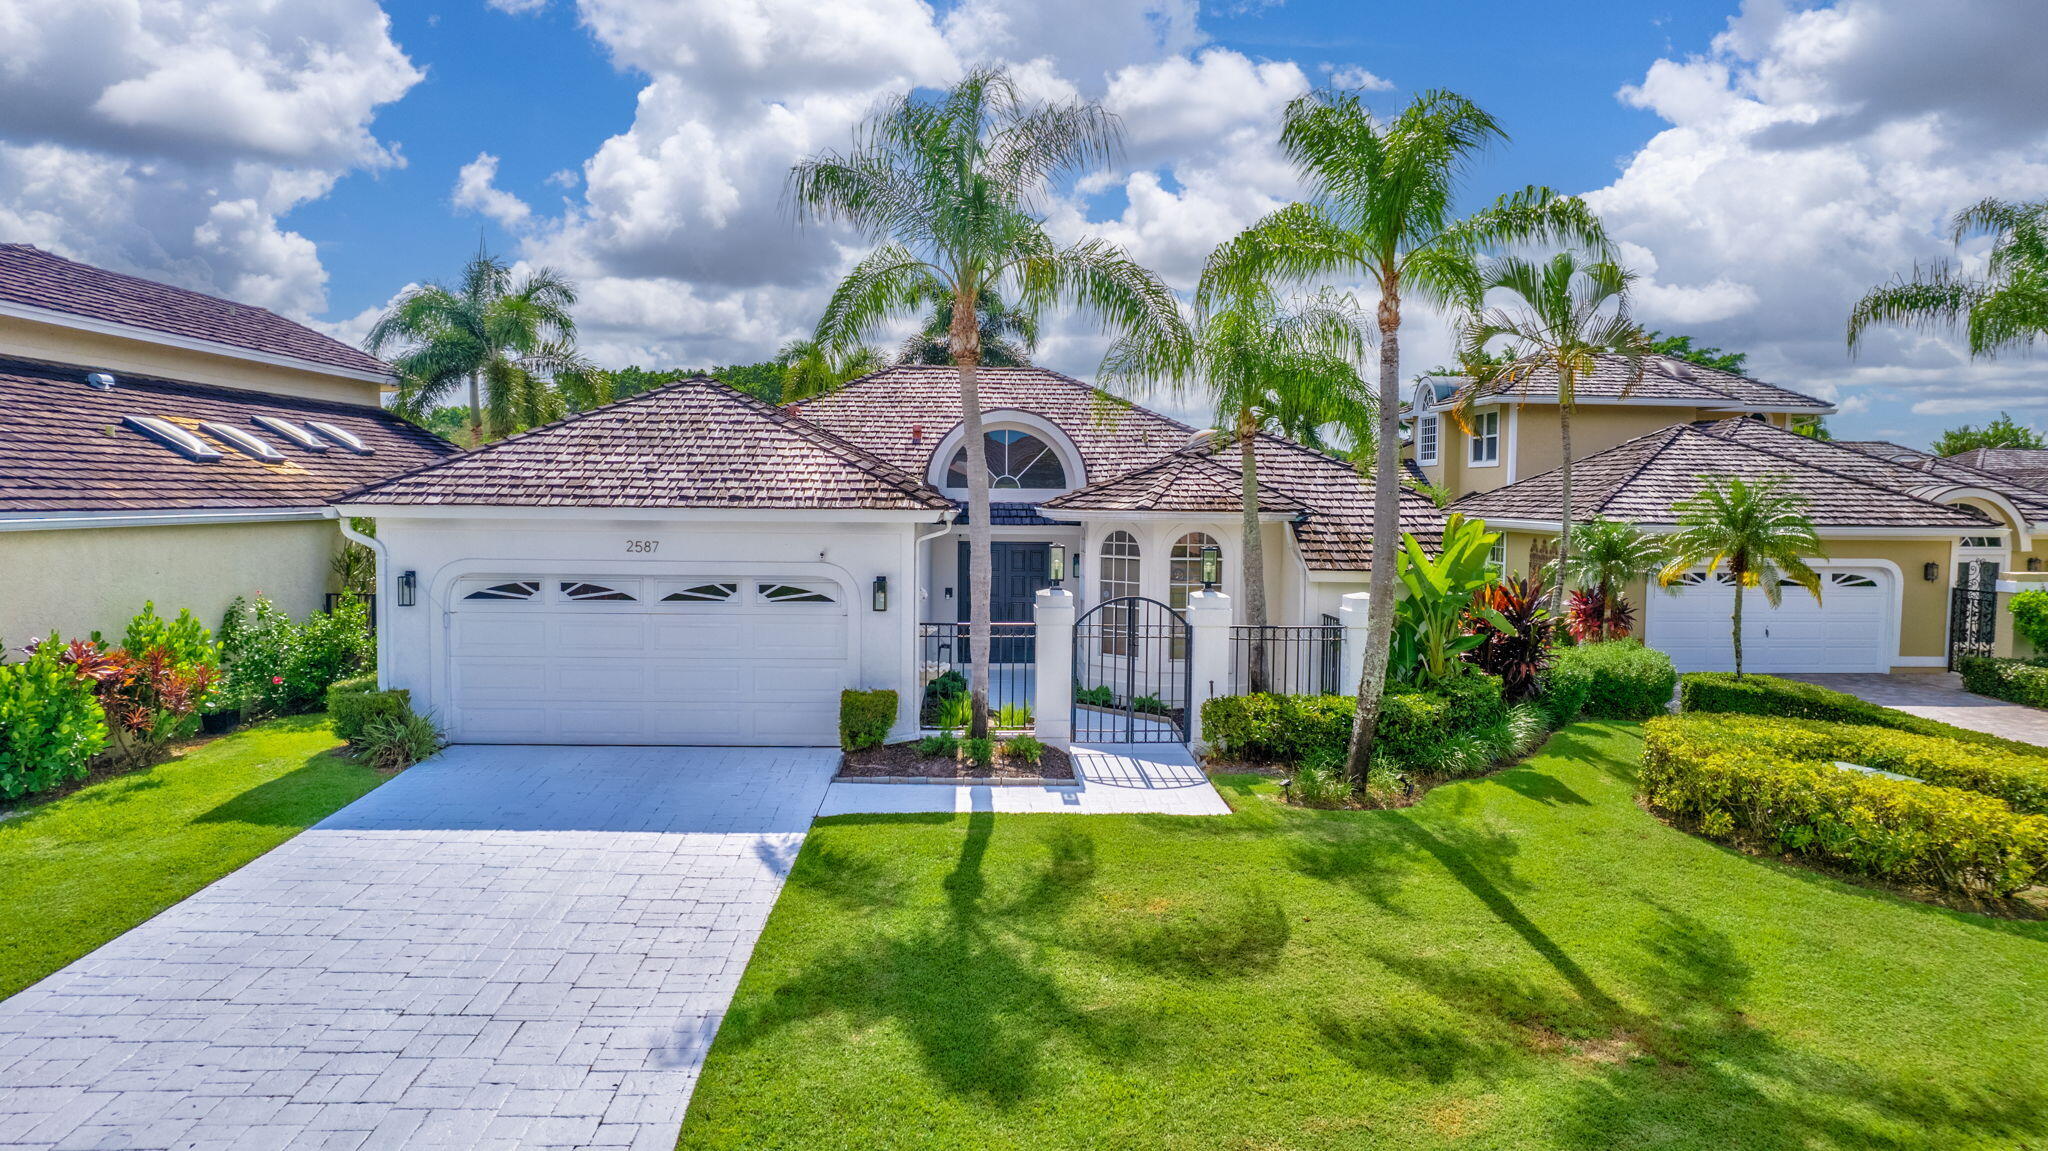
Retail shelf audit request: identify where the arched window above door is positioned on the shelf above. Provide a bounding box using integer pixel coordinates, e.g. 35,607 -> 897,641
944,428 -> 1069,489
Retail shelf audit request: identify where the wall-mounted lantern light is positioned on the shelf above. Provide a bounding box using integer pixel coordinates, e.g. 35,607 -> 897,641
2031,557 -> 2043,573
872,575 -> 889,612
1201,544 -> 1221,590
1048,543 -> 1066,588
396,570 -> 418,607
1923,562 -> 1940,582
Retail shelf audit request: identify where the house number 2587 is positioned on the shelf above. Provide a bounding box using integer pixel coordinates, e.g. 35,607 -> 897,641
625,539 -> 660,554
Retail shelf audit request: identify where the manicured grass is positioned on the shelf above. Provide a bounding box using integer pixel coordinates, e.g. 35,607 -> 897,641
0,715 -> 384,1000
681,722 -> 2048,1151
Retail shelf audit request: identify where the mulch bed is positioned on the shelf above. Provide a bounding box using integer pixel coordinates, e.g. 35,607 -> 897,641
840,740 -> 1076,782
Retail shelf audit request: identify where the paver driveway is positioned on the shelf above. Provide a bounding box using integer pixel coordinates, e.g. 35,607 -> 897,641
0,745 -> 836,1151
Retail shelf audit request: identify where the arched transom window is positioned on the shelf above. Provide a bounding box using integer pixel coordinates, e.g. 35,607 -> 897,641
944,428 -> 1068,490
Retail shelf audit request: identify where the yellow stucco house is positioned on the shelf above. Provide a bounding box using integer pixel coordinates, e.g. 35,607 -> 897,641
1407,355 -> 2048,673
0,244 -> 456,648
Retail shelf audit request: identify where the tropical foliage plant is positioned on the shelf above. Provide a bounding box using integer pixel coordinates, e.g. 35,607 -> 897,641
1657,475 -> 1825,678
1565,587 -> 1636,644
0,639 -> 108,798
1464,575 -> 1554,700
1197,86 -> 1608,778
1849,196 -> 2048,360
1389,513 -> 1505,687
791,66 -> 1186,738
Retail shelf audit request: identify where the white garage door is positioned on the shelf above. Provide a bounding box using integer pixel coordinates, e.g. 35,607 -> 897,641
1645,567 -> 1894,674
446,574 -> 851,745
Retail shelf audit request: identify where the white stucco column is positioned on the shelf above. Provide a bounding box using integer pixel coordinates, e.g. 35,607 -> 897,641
1033,585 -> 1075,744
1336,590 -> 1372,697
1186,588 -> 1233,749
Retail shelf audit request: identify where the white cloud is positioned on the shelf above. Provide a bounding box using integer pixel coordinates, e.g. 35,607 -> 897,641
454,152 -> 534,230
0,0 -> 419,316
1326,65 -> 1394,92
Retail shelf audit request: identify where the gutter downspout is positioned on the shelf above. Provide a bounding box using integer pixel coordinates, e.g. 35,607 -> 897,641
331,510 -> 391,690
913,511 -> 958,621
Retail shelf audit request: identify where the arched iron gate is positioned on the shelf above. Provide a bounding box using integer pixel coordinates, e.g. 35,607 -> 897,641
1072,596 -> 1192,744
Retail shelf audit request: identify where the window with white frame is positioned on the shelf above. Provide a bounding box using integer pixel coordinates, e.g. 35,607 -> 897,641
1487,538 -> 1506,574
1098,531 -> 1140,655
1469,409 -> 1500,465
1417,413 -> 1440,465
1169,532 -> 1219,659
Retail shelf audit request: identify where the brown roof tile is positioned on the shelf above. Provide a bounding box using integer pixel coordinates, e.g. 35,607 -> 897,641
0,244 -> 389,377
0,357 -> 455,514
1445,354 -> 1832,412
340,377 -> 952,511
1708,421 -> 2048,522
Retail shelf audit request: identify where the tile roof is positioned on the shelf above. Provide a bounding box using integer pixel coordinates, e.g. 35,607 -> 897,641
1450,419 -> 1996,531
791,365 -> 1201,484
1709,421 -> 2048,523
0,244 -> 389,378
1443,354 -> 1832,412
953,501 -> 1077,527
1044,451 -> 1309,515
0,357 -> 455,514
340,377 -> 952,511
1946,447 -> 2048,494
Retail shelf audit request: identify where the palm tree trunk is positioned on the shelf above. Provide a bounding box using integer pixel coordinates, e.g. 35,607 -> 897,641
467,369 -> 484,448
1731,559 -> 1746,679
1554,396 -> 1574,617
953,291 -> 994,741
1346,281 -> 1403,782
1239,409 -> 1268,692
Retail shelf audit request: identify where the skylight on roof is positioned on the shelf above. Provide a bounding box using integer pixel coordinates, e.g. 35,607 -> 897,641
305,420 -> 372,454
200,421 -> 285,462
253,415 -> 327,451
124,415 -> 222,462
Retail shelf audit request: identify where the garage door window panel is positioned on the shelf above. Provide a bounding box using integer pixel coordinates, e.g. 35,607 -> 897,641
661,582 -> 738,603
464,580 -> 541,601
562,580 -> 638,602
759,582 -> 837,604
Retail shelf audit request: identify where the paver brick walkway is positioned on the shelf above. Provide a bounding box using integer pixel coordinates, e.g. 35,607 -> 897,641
1786,672 -> 2048,745
0,745 -> 836,1151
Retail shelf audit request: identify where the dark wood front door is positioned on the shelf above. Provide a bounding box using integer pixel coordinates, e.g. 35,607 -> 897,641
957,541 -> 1049,662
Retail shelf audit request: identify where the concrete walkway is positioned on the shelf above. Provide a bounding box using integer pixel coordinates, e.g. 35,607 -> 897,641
0,746 -> 836,1151
819,742 -> 1232,816
1785,672 -> 2048,745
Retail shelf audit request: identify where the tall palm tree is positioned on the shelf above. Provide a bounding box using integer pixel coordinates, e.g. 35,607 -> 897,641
1457,253 -> 1656,613
1103,276 -> 1371,690
1657,475 -> 1825,678
1849,196 -> 2048,357
1549,515 -> 1665,639
790,67 -> 1186,739
1202,88 -> 1609,779
774,338 -> 887,402
898,288 -> 1039,367
367,247 -> 579,446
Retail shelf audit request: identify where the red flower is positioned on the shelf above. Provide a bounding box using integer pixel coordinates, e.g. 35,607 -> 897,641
271,675 -> 284,684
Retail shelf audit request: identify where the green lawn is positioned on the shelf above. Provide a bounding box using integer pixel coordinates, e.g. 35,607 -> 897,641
681,722 -> 2048,1151
0,715 -> 384,1000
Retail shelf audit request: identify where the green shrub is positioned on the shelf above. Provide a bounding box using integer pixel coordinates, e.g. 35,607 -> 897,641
1075,684 -> 1113,707
994,702 -> 1034,729
1680,672 -> 2048,755
1553,641 -> 1676,719
1290,751 -> 1352,808
218,595 -> 372,717
2010,588 -> 2048,652
1959,656 -> 2048,710
1001,735 -> 1046,766
1641,716 -> 2048,897
327,680 -> 411,747
839,689 -> 897,751
1133,694 -> 1167,715
286,597 -> 372,708
934,693 -> 973,730
121,602 -> 219,672
959,737 -> 995,769
0,641 -> 107,799
1202,673 -> 1509,769
1658,712 -> 2048,815
920,670 -> 966,726
1536,652 -> 1594,726
916,731 -> 960,758
357,708 -> 444,771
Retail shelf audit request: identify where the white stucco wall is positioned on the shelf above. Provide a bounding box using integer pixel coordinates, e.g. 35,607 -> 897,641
364,512 -> 927,740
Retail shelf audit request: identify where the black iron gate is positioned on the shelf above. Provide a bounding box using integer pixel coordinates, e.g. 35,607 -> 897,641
1073,596 -> 1191,744
1948,560 -> 2001,669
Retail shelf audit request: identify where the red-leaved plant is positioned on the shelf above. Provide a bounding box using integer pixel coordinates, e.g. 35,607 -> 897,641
1566,588 -> 1636,644
34,638 -> 219,767
1464,576 -> 1556,701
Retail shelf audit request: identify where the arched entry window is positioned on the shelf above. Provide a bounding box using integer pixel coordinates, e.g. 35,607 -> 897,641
1098,531 -> 1140,655
1168,532 -> 1220,611
945,428 -> 1068,489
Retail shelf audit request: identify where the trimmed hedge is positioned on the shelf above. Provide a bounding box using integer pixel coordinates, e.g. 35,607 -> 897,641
0,642 -> 108,799
1536,655 -> 1594,727
1958,656 -> 2048,710
1680,671 -> 2048,755
840,689 -> 897,752
1654,713 -> 2048,815
1202,674 -> 1507,766
325,676 -> 411,747
1551,641 -> 1676,720
1641,716 -> 2048,897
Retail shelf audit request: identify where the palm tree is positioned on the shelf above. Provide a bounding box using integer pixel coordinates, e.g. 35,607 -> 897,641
1657,475 -> 1825,678
790,67 -> 1186,739
898,288 -> 1038,367
1849,196 -> 2048,357
1103,276 -> 1371,690
1549,515 -> 1665,639
774,338 -> 886,402
367,247 -> 579,446
1457,253 -> 1655,613
1201,87 -> 1609,779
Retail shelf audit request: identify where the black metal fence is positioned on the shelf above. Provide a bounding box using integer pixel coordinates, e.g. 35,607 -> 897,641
1073,596 -> 1191,744
1229,619 -> 1342,696
918,621 -> 1036,731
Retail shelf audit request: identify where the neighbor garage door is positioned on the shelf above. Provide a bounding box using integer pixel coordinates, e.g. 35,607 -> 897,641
1644,567 -> 1894,674
446,574 -> 850,745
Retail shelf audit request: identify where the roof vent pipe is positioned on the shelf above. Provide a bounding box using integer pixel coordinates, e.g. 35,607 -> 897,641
911,424 -> 924,443
86,371 -> 116,390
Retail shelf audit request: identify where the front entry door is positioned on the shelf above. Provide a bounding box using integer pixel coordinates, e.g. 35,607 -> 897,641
957,541 -> 1049,661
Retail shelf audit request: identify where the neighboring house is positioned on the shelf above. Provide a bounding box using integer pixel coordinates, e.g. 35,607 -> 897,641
1935,447 -> 2048,496
0,245 -> 457,646
336,366 -> 1441,746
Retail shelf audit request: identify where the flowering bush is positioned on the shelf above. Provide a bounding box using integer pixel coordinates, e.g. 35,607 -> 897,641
218,595 -> 373,717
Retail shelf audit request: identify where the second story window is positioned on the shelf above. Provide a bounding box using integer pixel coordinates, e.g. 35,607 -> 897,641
1469,410 -> 1500,466
1417,413 -> 1439,465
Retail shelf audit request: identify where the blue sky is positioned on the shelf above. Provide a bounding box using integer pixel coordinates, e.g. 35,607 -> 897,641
2,0 -> 2043,446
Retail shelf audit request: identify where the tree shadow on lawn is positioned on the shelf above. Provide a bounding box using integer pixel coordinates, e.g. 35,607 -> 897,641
711,811 -> 1161,1108
1283,790 -> 1528,915
1483,767 -> 1591,807
191,751 -> 365,828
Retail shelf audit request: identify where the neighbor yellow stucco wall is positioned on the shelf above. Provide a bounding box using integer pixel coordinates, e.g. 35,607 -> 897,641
1413,402 -> 1787,499
0,519 -> 340,647
0,315 -> 383,406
